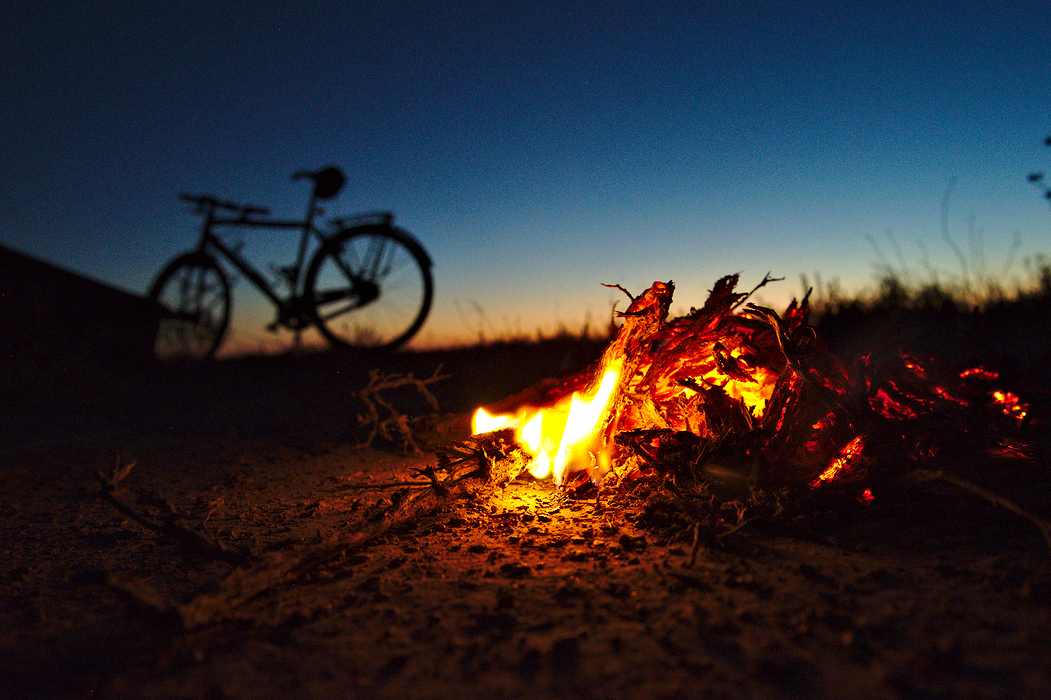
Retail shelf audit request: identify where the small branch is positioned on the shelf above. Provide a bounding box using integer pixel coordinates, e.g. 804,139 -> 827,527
177,472 -> 475,628
96,455 -> 247,565
688,521 -> 702,567
715,515 -> 757,540
602,283 -> 636,303
732,272 -> 784,310
356,365 -> 450,452
327,480 -> 432,492
915,469 -> 1051,555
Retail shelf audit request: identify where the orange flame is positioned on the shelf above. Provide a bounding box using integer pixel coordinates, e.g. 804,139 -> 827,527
472,362 -> 622,485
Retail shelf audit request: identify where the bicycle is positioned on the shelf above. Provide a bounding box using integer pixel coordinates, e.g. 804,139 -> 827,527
149,166 -> 433,360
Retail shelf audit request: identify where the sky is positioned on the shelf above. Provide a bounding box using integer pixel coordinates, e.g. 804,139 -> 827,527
3,0 -> 1050,352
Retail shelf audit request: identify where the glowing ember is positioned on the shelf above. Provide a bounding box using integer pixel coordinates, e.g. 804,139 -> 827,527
993,390 -> 1028,422
810,435 -> 866,488
960,367 -> 999,380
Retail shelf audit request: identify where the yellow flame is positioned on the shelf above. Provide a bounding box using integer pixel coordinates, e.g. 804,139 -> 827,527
519,412 -> 543,453
472,407 -> 516,434
471,364 -> 622,483
551,367 -> 620,485
519,412 -> 551,478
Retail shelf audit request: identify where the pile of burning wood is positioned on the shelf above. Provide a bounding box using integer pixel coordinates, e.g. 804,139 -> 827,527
467,275 -> 1044,544
95,274 -> 1048,628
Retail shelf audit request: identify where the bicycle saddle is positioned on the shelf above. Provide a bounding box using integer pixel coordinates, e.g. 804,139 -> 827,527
293,165 -> 345,200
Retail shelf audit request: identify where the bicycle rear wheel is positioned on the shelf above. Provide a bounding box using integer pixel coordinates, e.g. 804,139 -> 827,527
306,225 -> 433,351
149,253 -> 230,360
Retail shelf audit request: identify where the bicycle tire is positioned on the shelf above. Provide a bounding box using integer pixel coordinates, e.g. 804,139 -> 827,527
148,252 -> 231,360
306,225 -> 433,352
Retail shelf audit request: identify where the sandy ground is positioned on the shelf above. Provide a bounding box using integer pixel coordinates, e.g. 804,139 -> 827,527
2,340 -> 1050,699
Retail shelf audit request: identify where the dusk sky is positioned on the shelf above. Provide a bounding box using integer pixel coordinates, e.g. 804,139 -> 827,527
3,1 -> 1050,352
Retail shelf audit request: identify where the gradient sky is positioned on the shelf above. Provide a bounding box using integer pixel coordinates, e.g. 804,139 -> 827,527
3,1 -> 1050,352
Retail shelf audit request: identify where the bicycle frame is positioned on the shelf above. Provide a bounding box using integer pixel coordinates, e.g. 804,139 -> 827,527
199,219 -> 317,306
154,168 -> 432,358
194,191 -> 332,319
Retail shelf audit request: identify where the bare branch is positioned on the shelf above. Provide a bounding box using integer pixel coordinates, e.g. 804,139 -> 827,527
601,283 -> 636,302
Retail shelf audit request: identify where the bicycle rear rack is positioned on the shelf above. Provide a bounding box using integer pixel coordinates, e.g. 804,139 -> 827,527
331,211 -> 393,228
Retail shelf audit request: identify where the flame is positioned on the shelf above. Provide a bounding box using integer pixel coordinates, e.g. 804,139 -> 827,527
472,408 -> 516,434
466,277 -> 1036,502
699,363 -> 778,416
550,367 -> 620,484
472,363 -> 622,484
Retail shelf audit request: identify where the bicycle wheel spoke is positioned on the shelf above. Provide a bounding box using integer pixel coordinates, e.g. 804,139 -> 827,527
315,298 -> 358,323
150,255 -> 230,361
308,227 -> 432,351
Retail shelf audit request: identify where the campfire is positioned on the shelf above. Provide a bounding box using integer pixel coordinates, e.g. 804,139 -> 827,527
93,273 -> 1050,631
467,274 -> 1045,545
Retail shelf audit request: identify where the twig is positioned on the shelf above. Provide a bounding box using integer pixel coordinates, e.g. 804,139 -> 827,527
95,455 -> 247,565
914,469 -> 1051,555
177,474 -> 473,628
732,272 -> 784,310
356,365 -> 450,452
602,283 -> 636,303
177,434 -> 527,628
326,480 -> 432,492
688,521 -> 702,567
715,516 -> 757,540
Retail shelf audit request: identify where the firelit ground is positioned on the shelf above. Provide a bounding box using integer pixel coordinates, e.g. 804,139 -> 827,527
2,342 -> 1050,699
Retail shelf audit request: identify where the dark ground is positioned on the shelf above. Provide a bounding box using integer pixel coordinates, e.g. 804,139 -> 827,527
2,336 -> 1051,699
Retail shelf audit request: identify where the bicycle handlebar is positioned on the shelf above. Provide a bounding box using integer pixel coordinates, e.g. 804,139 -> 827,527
179,193 -> 271,218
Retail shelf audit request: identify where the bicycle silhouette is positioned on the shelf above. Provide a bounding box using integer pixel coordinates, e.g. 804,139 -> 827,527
149,166 -> 433,359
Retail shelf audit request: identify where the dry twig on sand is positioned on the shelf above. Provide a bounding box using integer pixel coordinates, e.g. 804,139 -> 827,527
95,454 -> 247,565
178,434 -> 526,628
355,365 -> 450,452
913,469 -> 1051,555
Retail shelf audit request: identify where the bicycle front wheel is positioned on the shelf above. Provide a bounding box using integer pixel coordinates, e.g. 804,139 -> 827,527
148,253 -> 230,360
306,225 -> 433,352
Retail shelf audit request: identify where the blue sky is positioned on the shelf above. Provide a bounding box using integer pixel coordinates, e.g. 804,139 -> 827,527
3,1 -> 1050,351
